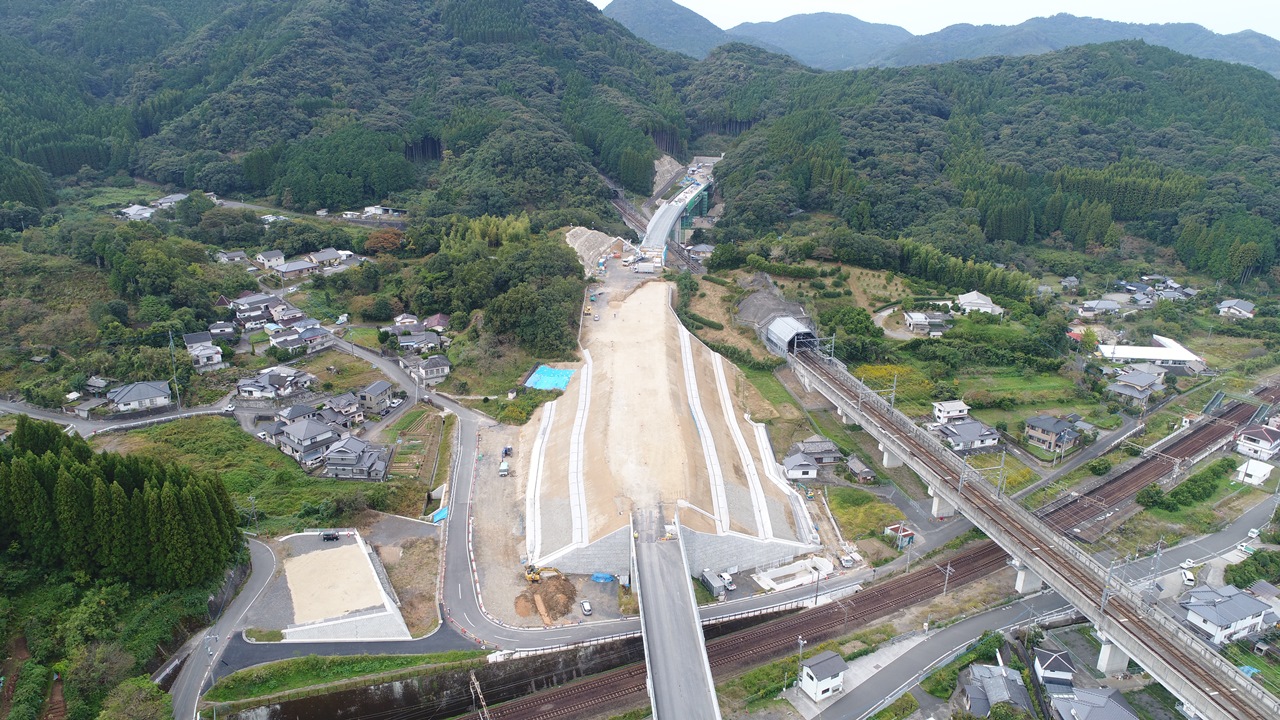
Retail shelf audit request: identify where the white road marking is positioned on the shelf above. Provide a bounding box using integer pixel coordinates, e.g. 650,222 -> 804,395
464,612 -> 473,625
458,584 -> 462,599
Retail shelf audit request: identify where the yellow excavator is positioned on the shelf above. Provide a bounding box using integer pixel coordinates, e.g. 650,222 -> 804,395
524,565 -> 563,583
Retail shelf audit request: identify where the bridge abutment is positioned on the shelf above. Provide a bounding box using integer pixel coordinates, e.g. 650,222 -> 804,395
1096,632 -> 1131,675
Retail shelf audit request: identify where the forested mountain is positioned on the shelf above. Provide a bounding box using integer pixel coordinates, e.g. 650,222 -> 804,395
0,0 -> 694,229
694,41 -> 1280,282
728,13 -> 912,71
877,14 -> 1280,76
604,3 -> 1280,76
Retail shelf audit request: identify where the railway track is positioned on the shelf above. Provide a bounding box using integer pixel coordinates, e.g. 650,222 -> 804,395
458,542 -> 1007,720
794,350 -> 1277,720
1041,399 -> 1255,537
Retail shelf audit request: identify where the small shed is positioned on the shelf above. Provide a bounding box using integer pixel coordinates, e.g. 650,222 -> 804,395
846,455 -> 875,483
1236,459 -> 1273,487
783,452 -> 818,480
699,569 -> 726,601
799,650 -> 847,702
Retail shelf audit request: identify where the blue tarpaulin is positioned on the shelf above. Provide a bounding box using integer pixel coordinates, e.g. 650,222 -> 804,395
431,507 -> 449,523
525,365 -> 575,391
591,573 -> 615,583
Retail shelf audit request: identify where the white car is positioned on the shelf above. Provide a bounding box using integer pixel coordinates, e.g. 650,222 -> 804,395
224,404 -> 236,412
1180,559 -> 1194,570
1247,528 -> 1260,539
718,572 -> 737,591
389,398 -> 404,408
580,600 -> 592,616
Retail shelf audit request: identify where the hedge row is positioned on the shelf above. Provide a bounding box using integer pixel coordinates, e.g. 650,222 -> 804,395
687,312 -> 724,330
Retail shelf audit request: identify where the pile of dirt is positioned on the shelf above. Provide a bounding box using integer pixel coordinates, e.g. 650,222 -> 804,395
513,577 -> 578,622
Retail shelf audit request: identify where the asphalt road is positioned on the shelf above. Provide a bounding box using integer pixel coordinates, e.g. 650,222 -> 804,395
635,516 -> 721,720
0,395 -> 236,438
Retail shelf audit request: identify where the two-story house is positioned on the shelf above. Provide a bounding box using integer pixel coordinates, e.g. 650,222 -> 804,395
106,381 -> 171,413
255,250 -> 285,269
1181,585 -> 1271,645
1236,424 -> 1280,461
358,380 -> 395,414
1105,371 -> 1164,406
798,650 -> 847,702
277,418 -> 343,467
1025,415 -> 1081,454
932,400 -> 971,424
322,437 -> 388,481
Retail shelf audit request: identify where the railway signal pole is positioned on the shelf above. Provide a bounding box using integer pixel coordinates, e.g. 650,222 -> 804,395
796,636 -> 806,689
936,561 -> 955,596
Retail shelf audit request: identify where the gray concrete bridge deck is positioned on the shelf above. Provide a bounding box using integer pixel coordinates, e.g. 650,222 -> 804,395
788,350 -> 1280,720
634,508 -> 722,720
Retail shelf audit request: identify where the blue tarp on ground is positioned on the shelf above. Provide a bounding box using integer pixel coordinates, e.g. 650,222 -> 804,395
591,573 -> 615,583
525,365 -> 575,391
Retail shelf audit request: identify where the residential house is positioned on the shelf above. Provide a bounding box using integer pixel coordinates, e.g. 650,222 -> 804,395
85,375 -> 113,396
209,321 -> 237,340
937,419 -> 1000,453
1077,299 -> 1122,319
403,354 -> 452,386
1105,371 -> 1164,406
275,259 -> 320,280
1235,459 -> 1273,487
363,205 -> 406,217
1050,688 -> 1140,720
321,437 -> 388,481
1181,584 -> 1271,644
391,330 -> 440,351
1097,335 -> 1204,368
933,400 -> 971,424
904,311 -> 952,336
960,663 -> 1034,718
269,300 -> 304,324
118,204 -> 154,221
230,292 -> 276,324
187,342 -> 224,372
182,331 -> 213,348
255,250 -> 285,269
358,380 -> 395,414
782,452 -> 818,480
1218,299 -> 1257,320
236,366 -> 314,399
106,381 -> 171,413
1025,416 -> 1081,454
845,455 -> 875,483
393,313 -> 419,326
216,250 -> 248,263
1130,292 -> 1156,308
955,291 -> 1004,316
73,398 -> 108,419
1236,424 -> 1280,461
261,214 -> 289,224
296,327 -> 334,353
1124,362 -> 1168,381
1060,276 -> 1080,293
308,247 -> 343,266
1113,280 -> 1151,294
151,193 -> 188,208
276,405 -> 320,424
324,392 -> 365,425
792,435 -> 843,465
422,313 -> 451,331
1033,647 -> 1076,698
689,243 -> 715,259
277,418 -> 343,468
798,650 -> 847,702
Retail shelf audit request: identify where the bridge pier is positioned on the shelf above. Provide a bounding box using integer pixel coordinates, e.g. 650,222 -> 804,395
878,441 -> 903,468
1096,632 -> 1131,675
927,485 -> 956,519
1012,560 -> 1043,593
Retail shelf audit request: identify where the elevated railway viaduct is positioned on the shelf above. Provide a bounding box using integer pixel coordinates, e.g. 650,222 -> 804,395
790,349 -> 1280,720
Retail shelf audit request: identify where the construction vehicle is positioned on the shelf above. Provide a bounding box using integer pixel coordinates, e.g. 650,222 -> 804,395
524,565 -> 564,583
583,305 -> 593,315
797,483 -> 815,500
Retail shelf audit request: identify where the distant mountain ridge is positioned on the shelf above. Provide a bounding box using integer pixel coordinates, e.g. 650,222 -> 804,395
602,0 -> 1280,76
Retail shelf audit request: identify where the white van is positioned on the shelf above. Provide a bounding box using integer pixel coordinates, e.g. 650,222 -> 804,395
1182,570 -> 1196,587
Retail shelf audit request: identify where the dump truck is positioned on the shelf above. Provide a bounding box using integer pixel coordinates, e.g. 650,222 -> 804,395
524,565 -> 563,583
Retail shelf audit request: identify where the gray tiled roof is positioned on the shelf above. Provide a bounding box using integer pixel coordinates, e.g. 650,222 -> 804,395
783,452 -> 816,470
363,380 -> 392,396
800,650 -> 847,681
1182,584 -> 1270,626
106,381 -> 170,404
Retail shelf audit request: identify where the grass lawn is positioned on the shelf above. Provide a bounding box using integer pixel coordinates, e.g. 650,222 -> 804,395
742,366 -> 799,409
97,417 -> 375,534
967,452 -> 1039,494
292,289 -> 347,323
204,651 -> 488,702
341,326 -> 381,350
439,333 -> 547,396
827,487 -> 906,541
248,330 -> 268,344
1223,642 -> 1280,697
295,351 -> 387,395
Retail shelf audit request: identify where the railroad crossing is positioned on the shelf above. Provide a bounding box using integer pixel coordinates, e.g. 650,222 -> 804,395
789,349 -> 1280,720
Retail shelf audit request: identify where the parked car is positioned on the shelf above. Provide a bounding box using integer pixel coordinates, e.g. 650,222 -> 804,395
1247,528 -> 1260,539
1180,559 -> 1195,570
224,404 -> 236,412
839,555 -> 855,569
389,398 -> 404,408
580,600 -> 592,616
321,531 -> 340,542
718,572 -> 736,591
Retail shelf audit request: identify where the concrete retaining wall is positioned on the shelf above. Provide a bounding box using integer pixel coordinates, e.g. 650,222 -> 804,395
543,526 -> 632,576
679,526 -> 813,576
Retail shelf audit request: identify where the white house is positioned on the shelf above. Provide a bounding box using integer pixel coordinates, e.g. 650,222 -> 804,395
118,204 -> 154,221
904,311 -> 951,336
1033,647 -> 1076,695
932,400 -> 970,424
782,452 -> 818,480
1097,334 -> 1203,368
1181,585 -> 1270,645
1051,688 -> 1140,720
255,250 -> 285,269
1218,299 -> 1257,320
187,342 -> 224,372
106,381 -> 171,413
937,419 -> 999,453
1236,424 -> 1280,461
1236,459 -> 1274,487
798,650 -> 847,702
955,291 -> 1004,316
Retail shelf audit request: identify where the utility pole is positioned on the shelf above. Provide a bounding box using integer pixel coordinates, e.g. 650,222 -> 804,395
469,671 -> 491,719
936,561 -> 955,596
796,636 -> 806,689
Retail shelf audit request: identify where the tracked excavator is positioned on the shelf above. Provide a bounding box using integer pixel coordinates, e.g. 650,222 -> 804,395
524,565 -> 564,583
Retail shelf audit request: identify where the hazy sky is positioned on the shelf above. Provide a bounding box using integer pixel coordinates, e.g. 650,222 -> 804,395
590,1 -> 1280,42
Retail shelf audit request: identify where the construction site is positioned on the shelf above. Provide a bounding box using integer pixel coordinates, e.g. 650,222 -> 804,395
469,229 -> 820,626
